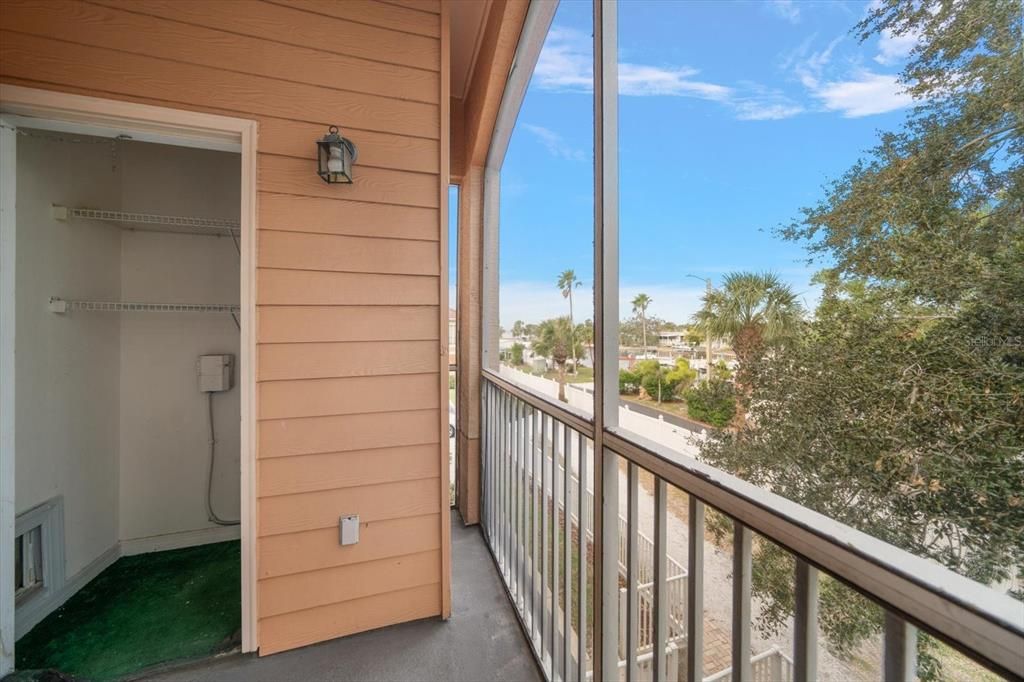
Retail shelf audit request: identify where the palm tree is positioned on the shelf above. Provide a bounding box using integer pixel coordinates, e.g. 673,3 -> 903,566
692,271 -> 803,384
631,293 -> 652,355
532,317 -> 583,402
557,269 -> 582,372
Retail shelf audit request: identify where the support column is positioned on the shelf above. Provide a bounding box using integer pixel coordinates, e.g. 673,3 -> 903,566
457,166 -> 485,524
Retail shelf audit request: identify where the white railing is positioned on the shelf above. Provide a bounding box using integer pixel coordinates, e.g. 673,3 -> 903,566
702,647 -> 794,682
481,372 -> 1024,682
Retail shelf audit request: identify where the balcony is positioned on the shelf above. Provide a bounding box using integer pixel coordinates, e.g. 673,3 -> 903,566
474,371 -> 1023,682
138,363 -> 1020,682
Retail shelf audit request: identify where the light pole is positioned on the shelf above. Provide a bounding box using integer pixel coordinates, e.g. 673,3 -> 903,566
686,274 -> 714,383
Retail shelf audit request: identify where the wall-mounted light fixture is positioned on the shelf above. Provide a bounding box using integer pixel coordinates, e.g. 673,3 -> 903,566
316,125 -> 358,184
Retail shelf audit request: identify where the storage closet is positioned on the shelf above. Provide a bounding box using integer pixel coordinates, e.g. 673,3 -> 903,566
11,127 -> 242,677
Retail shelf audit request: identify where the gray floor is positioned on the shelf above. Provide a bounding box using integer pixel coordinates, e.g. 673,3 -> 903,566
144,511 -> 542,682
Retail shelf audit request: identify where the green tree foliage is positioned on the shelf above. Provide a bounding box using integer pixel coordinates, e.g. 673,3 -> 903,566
557,270 -> 582,372
699,1 -> 1024,676
511,320 -> 526,339
510,342 -> 525,366
632,293 -> 653,352
532,317 -> 584,402
691,271 -> 803,387
684,379 -> 736,427
621,314 -> 671,348
711,360 -> 733,381
632,359 -> 696,403
619,369 -> 641,395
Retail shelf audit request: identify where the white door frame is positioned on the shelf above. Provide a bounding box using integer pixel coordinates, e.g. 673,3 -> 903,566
0,84 -> 259,671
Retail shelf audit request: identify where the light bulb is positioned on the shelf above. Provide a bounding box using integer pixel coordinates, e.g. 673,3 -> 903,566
327,145 -> 344,174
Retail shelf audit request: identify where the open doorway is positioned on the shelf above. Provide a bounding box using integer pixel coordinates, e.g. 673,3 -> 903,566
0,87 -> 257,679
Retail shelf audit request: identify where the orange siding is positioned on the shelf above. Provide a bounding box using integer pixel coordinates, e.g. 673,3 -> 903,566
0,0 -> 447,654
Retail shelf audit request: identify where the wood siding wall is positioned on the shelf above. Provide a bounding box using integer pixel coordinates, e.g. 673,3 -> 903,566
0,0 -> 449,655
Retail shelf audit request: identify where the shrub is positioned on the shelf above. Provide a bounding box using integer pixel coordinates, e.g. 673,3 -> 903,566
641,371 -> 678,402
619,369 -> 640,394
684,379 -> 736,427
634,358 -> 695,401
510,342 -> 525,366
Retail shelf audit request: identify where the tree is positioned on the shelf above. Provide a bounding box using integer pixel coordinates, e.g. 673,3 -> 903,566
620,314 -> 669,348
576,319 -> 594,367
699,1 -> 1024,676
557,270 -> 582,373
511,320 -> 526,339
532,317 -> 584,402
510,342 -> 525,366
691,271 -> 803,392
631,293 -> 652,354
632,358 -> 695,404
684,379 -> 736,427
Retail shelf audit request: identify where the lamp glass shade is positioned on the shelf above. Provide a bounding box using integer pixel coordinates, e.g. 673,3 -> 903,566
316,127 -> 356,184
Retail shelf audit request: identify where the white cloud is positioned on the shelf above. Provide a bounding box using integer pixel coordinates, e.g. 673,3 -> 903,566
522,124 -> 585,161
733,101 -> 806,120
767,0 -> 801,24
874,26 -> 920,65
784,34 -> 913,117
535,25 -> 806,121
789,34 -> 845,89
536,26 -> 731,101
731,84 -> 805,120
813,70 -> 913,117
618,64 -> 732,100
534,27 -> 594,92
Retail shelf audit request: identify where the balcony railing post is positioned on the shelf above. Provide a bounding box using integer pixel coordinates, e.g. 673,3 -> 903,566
793,559 -> 818,682
732,523 -> 753,682
686,498 -> 705,682
564,423 -> 573,682
542,414 -> 550,666
533,408 -> 541,643
883,612 -> 918,682
578,432 -> 588,681
653,478 -> 668,682
552,422 -> 562,677
626,463 -> 640,682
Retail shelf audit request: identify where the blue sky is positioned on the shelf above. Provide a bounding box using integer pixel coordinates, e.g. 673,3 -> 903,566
488,0 -> 919,329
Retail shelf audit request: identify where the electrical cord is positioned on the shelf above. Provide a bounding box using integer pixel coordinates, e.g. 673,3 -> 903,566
206,391 -> 240,526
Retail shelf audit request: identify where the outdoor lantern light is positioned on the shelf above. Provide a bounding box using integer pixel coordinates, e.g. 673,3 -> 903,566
316,125 -> 358,184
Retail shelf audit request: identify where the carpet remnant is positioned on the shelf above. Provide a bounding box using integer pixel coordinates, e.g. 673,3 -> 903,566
15,541 -> 240,681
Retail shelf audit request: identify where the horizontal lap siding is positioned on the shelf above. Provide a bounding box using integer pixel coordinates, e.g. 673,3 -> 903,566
0,0 -> 445,654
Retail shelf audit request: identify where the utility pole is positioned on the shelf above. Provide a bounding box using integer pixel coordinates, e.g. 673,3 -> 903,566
704,278 -> 713,381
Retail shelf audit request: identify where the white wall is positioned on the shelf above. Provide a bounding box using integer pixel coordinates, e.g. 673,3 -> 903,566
15,133 -> 240,587
117,142 -> 240,542
15,132 -> 121,577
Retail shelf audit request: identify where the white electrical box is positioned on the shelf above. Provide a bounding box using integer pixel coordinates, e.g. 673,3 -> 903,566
340,514 -> 359,546
198,354 -> 233,393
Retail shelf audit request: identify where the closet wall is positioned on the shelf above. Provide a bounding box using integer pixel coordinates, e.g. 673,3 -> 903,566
14,131 -> 240,581
15,132 -> 121,579
118,141 -> 240,547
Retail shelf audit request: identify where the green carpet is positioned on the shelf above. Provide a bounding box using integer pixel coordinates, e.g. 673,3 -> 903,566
16,540 -> 241,681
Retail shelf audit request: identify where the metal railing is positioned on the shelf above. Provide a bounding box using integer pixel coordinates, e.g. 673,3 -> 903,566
481,370 -> 1024,682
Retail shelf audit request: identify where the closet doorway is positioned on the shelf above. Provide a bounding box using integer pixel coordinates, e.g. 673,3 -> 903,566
0,85 -> 257,677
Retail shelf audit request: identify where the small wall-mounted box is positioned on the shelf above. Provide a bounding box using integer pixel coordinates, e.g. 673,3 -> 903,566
339,514 -> 359,546
198,354 -> 233,393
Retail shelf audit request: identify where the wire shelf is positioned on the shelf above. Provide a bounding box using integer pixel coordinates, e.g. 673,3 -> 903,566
53,205 -> 240,237
49,297 -> 239,314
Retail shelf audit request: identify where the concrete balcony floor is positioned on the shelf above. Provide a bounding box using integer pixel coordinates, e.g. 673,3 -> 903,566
144,511 -> 542,682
